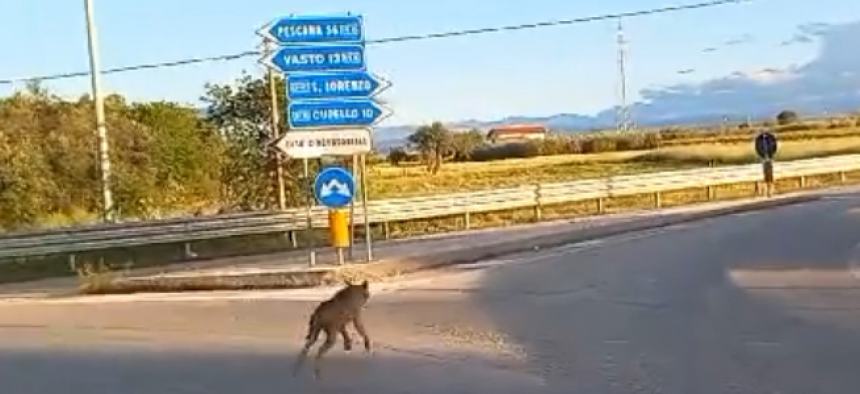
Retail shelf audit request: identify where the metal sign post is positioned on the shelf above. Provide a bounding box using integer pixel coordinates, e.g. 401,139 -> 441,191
265,40 -> 288,211
303,158 -> 316,266
762,160 -> 774,197
361,154 -> 373,262
349,154 -> 358,261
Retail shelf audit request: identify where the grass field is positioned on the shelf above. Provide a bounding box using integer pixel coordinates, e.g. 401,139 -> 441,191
367,135 -> 860,199
636,136 -> 860,165
367,152 -> 685,198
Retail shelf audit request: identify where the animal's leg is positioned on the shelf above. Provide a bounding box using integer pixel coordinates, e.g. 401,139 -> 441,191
292,326 -> 320,376
314,328 -> 337,380
340,327 -> 353,352
353,314 -> 372,353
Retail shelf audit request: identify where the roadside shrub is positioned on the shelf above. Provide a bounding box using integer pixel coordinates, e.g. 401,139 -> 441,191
777,123 -> 816,132
366,153 -> 386,166
566,138 -> 583,154
615,134 -> 648,151
581,137 -> 617,154
537,137 -> 572,156
471,142 -> 540,161
827,120 -> 853,129
657,128 -> 695,141
388,148 -> 408,166
643,132 -> 662,149
776,110 -> 799,125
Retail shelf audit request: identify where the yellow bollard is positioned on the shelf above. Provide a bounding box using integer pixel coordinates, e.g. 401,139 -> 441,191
328,208 -> 351,250
329,209 -> 351,265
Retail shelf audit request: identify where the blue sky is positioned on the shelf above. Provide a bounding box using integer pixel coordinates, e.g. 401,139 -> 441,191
1,0 -> 859,125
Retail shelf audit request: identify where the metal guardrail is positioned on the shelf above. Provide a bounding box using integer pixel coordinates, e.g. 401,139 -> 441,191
2,154 -> 859,259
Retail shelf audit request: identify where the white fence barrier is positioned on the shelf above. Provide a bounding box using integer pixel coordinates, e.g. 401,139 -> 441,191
1,154 -> 859,259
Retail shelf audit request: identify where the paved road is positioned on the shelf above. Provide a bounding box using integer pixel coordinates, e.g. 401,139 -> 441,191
475,192 -> 860,393
1,192 -> 859,393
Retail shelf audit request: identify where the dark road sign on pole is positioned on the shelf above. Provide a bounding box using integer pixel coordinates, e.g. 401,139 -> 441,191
755,131 -> 778,161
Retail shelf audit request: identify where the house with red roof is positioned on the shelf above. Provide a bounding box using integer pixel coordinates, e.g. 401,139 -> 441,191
486,124 -> 548,144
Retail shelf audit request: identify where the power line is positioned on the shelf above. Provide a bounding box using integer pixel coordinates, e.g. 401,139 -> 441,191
367,0 -> 750,44
0,0 -> 751,85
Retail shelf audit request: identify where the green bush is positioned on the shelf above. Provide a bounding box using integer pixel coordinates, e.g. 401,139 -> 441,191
365,153 -> 386,166
581,137 -> 617,153
615,134 -> 648,151
643,133 -> 662,149
566,138 -> 583,154
537,137 -> 570,156
471,143 -> 540,161
777,123 -> 817,132
777,110 -> 799,125
827,120 -> 853,129
657,128 -> 695,141
388,148 -> 408,166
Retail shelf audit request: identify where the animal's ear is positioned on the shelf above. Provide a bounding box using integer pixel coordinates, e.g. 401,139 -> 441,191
361,280 -> 369,289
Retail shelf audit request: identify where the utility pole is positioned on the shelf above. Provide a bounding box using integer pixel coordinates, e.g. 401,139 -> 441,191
84,0 -> 115,222
265,40 -> 288,211
616,18 -> 632,133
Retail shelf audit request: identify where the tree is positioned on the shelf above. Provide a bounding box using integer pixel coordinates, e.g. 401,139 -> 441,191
388,147 -> 408,166
0,130 -> 57,229
407,122 -> 452,174
0,91 -> 94,228
130,102 -> 224,214
202,73 -> 309,211
449,129 -> 485,161
777,110 -> 799,125
0,85 -> 229,229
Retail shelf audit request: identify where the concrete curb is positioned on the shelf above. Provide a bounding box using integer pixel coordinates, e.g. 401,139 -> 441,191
86,194 -> 819,295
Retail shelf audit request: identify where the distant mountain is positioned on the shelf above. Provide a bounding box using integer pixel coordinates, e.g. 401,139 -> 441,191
371,125 -> 416,154
373,111 -> 730,152
450,113 -> 610,132
375,21 -> 860,153
372,115 -> 603,153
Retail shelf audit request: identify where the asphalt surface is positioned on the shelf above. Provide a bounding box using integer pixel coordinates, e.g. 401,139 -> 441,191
1,191 -> 860,393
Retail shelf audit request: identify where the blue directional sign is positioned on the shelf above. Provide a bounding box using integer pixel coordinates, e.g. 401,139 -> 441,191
289,100 -> 390,129
267,45 -> 365,73
314,166 -> 355,208
260,15 -> 363,44
287,72 -> 390,100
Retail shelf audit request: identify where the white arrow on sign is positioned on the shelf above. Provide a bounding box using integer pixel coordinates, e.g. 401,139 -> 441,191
273,128 -> 373,159
319,179 -> 353,199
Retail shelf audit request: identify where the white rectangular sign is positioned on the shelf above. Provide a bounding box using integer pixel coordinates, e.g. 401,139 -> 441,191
274,128 -> 373,158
